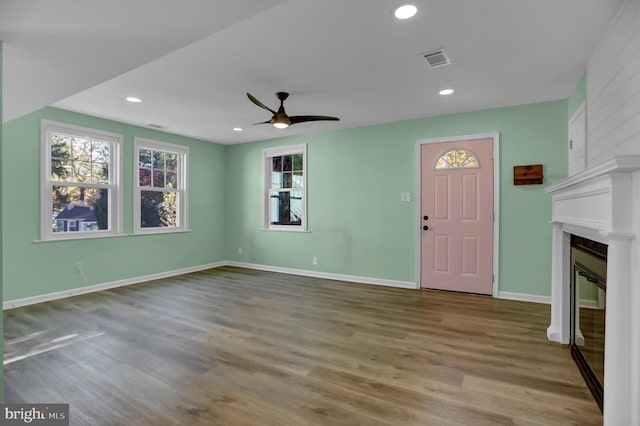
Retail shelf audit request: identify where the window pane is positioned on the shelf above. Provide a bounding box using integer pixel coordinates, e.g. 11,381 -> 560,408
51,159 -> 72,181
434,149 -> 479,170
51,135 -> 112,183
283,172 -> 292,188
293,154 -> 303,171
92,163 -> 109,184
271,171 -> 282,189
292,172 -> 303,188
283,155 -> 293,172
152,151 -> 165,169
51,186 -> 108,233
73,161 -> 91,183
140,190 -> 177,228
289,190 -> 303,224
139,168 -> 151,186
270,190 -> 302,226
139,149 -> 152,168
72,138 -> 91,162
272,156 -> 282,172
91,141 -> 110,163
166,153 -> 177,171
153,169 -> 165,188
166,170 -> 177,188
51,137 -> 71,159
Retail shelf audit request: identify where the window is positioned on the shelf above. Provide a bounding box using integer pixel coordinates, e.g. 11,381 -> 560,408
134,138 -> 188,233
41,120 -> 122,240
433,148 -> 479,170
263,144 -> 307,231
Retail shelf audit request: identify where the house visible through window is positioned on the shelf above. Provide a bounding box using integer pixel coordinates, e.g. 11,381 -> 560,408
41,120 -> 122,240
264,144 -> 307,231
134,138 -> 188,233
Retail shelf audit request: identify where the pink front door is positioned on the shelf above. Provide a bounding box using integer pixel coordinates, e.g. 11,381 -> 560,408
420,139 -> 494,294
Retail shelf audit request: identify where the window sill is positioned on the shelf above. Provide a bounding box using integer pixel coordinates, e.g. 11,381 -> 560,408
33,233 -> 128,243
130,229 -> 193,236
33,229 -> 193,243
259,228 -> 311,233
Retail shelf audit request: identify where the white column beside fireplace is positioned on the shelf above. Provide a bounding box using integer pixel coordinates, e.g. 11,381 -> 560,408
546,155 -> 640,426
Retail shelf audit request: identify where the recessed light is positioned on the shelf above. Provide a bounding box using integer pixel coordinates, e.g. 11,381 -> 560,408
394,4 -> 417,20
233,127 -> 243,132
126,96 -> 142,103
439,88 -> 455,96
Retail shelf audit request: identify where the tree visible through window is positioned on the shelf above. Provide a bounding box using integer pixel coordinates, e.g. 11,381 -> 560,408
433,148 -> 479,170
134,138 -> 188,233
41,120 -> 122,240
264,145 -> 307,230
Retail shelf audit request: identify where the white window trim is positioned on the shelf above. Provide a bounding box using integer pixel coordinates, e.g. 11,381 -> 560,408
133,137 -> 189,234
40,120 -> 123,241
263,144 -> 307,232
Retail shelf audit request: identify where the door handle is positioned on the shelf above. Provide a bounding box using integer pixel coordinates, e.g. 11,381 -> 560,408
423,225 -> 429,231
423,215 -> 429,221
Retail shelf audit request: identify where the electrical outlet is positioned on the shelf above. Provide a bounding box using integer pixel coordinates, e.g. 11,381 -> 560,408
75,262 -> 83,273
238,247 -> 242,255
312,256 -> 318,265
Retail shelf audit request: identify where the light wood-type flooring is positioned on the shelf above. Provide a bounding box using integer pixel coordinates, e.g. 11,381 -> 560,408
4,266 -> 602,425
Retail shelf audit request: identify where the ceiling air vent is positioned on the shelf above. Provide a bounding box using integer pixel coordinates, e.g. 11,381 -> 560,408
422,49 -> 452,69
147,123 -> 167,129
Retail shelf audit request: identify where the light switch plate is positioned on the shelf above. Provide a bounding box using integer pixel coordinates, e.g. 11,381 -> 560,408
401,192 -> 411,202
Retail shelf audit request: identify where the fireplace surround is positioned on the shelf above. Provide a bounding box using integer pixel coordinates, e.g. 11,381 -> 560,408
546,155 -> 640,425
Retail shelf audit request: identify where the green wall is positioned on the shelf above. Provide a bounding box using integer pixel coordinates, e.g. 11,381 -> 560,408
2,107 -> 227,301
2,99 -> 568,303
226,99 -> 568,297
568,71 -> 587,118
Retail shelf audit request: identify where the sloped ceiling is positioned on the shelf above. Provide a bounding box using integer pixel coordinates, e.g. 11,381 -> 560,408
1,0 -> 625,144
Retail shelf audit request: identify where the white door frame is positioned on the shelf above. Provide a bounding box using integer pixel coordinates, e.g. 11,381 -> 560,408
568,102 -> 586,175
415,132 -> 500,296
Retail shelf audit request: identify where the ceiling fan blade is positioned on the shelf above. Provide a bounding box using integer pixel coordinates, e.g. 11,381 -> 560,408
289,115 -> 340,125
247,93 -> 276,114
252,119 -> 273,125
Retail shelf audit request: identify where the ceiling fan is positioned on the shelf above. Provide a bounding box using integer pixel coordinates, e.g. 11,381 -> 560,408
247,92 -> 339,129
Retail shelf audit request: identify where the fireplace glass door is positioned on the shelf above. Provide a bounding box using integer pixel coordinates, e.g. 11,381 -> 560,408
570,236 -> 607,411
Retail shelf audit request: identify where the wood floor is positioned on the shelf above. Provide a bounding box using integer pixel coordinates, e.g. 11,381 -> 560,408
4,266 -> 601,425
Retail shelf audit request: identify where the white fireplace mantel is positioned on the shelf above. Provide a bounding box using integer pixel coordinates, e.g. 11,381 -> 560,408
545,155 -> 640,426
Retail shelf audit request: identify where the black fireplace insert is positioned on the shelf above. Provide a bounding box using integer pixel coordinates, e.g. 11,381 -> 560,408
570,235 -> 607,411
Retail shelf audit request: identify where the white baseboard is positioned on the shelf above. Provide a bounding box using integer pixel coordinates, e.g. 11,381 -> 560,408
3,262 -> 227,310
226,261 -> 417,290
547,325 -> 564,343
497,291 -> 551,304
4,261 -> 550,309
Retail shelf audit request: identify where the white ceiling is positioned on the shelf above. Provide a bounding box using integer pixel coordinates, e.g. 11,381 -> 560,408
1,0 -> 624,145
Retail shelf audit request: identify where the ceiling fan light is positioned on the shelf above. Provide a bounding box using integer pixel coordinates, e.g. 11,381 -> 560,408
272,114 -> 291,129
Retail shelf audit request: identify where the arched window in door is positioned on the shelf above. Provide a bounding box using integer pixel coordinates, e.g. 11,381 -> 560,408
433,148 -> 479,170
